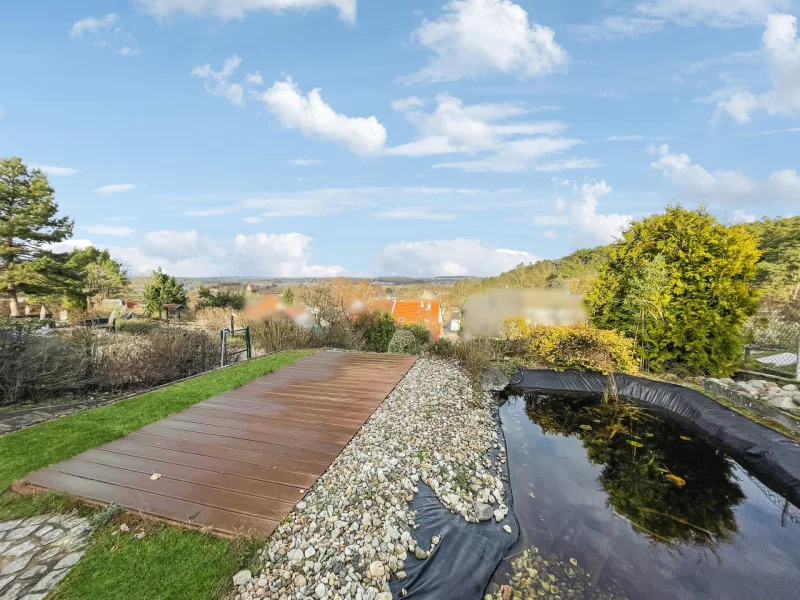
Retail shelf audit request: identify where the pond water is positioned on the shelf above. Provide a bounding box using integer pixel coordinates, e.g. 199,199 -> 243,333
490,391 -> 800,600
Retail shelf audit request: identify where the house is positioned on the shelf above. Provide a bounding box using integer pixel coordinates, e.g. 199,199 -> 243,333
245,283 -> 259,295
368,298 -> 443,341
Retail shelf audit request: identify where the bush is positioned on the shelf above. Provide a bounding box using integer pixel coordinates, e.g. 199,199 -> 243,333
194,307 -> 236,331
503,319 -> 638,374
247,315 -> 309,353
0,327 -> 226,407
353,311 -> 396,353
388,329 -> 418,354
403,322 -> 431,348
115,319 -> 162,335
586,206 -> 760,376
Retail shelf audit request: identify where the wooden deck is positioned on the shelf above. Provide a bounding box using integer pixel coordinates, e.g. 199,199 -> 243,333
22,351 -> 417,537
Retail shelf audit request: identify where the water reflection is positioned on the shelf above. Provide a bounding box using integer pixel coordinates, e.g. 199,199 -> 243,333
489,391 -> 800,600
524,392 -> 745,552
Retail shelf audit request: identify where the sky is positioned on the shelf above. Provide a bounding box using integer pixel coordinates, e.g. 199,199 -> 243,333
1,0 -> 798,278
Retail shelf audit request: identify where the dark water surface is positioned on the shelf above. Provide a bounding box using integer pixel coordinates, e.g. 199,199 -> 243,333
492,392 -> 800,600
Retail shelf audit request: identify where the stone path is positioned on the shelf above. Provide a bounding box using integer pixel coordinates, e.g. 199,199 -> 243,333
0,514 -> 93,600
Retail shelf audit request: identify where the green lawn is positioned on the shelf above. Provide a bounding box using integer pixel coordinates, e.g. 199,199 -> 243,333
0,350 -> 311,491
0,350 -> 312,600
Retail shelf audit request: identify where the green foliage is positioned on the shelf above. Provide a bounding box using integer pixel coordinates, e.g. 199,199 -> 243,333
587,206 -> 761,376
503,319 -> 638,374
281,286 -> 295,304
402,322 -> 431,348
115,319 -> 162,335
388,329 -> 418,354
0,157 -> 74,315
450,245 -> 610,306
143,268 -> 188,317
738,216 -> 800,301
195,286 -> 245,310
354,311 -> 396,353
62,246 -> 128,310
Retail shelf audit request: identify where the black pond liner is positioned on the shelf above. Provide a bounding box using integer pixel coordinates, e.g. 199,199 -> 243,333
510,368 -> 800,507
389,403 -> 520,600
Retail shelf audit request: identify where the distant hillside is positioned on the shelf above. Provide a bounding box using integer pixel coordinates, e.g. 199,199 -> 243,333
450,215 -> 800,307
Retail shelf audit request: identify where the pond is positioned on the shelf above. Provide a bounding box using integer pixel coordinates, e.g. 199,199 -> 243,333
490,391 -> 800,600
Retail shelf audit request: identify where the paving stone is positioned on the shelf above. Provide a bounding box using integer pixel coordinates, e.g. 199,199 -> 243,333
0,553 -> 34,577
0,523 -> 21,535
3,541 -> 37,559
31,527 -> 52,539
3,528 -> 37,543
53,552 -> 83,571
0,576 -> 13,593
36,549 -> 59,562
0,582 -> 26,600
18,566 -> 47,581
31,568 -> 69,592
38,529 -> 65,546
19,518 -> 47,528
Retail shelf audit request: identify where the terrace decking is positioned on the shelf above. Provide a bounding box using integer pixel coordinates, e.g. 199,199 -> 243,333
22,351 -> 417,538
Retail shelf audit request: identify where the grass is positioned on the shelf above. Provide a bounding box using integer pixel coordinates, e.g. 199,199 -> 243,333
0,350 -> 312,600
0,349 -> 312,491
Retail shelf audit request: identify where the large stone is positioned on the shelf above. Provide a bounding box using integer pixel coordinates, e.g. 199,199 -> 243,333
31,568 -> 69,592
287,549 -> 304,562
232,570 -> 252,587
782,384 -> 799,392
0,553 -> 33,577
368,561 -> 385,579
473,502 -> 493,522
4,540 -> 37,559
53,551 -> 84,570
482,367 -> 509,392
765,396 -> 798,410
5,526 -> 38,542
0,521 -> 22,534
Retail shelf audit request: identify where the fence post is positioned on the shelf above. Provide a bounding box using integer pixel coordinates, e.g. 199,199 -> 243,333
796,331 -> 800,381
220,329 -> 227,368
231,313 -> 235,337
245,326 -> 252,360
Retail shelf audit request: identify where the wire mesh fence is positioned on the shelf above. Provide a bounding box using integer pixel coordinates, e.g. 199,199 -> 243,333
744,299 -> 800,380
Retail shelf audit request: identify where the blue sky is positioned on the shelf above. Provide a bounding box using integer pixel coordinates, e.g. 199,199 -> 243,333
1,0 -> 798,277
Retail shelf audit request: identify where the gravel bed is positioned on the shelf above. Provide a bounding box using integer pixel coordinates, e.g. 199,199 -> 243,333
234,356 -> 507,600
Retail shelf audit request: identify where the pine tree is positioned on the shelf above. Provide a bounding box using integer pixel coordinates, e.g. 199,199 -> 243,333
143,268 -> 188,318
0,158 -> 74,316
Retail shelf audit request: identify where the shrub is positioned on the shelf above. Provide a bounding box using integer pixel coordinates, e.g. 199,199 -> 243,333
388,329 -> 418,354
586,206 -> 760,376
247,315 -> 309,353
503,319 -> 638,374
403,322 -> 431,348
353,311 -> 396,353
115,319 -> 162,335
195,307 -> 236,331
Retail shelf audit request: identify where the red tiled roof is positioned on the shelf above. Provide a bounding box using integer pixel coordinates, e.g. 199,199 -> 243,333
392,300 -> 442,340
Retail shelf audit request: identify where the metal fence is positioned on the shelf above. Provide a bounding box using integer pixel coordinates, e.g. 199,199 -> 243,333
744,299 -> 800,380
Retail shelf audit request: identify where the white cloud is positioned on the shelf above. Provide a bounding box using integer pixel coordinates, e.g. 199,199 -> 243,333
532,158 -> 603,172
30,164 -> 79,176
70,13 -> 139,54
191,55 -> 245,107
650,144 -> 800,203
712,13 -> 800,124
374,207 -> 457,221
637,0 -> 790,28
83,225 -> 137,236
531,181 -> 632,244
95,184 -> 137,196
259,77 -> 386,155
542,229 -> 559,240
577,0 -> 789,40
405,0 -> 568,83
232,232 -> 344,276
754,126 -> 800,134
135,0 -> 357,23
70,13 -> 119,38
731,209 -> 759,223
288,157 -> 325,166
387,94 -> 592,172
377,238 -> 539,277
391,96 -> 425,112
45,239 -> 94,254
245,71 -> 264,86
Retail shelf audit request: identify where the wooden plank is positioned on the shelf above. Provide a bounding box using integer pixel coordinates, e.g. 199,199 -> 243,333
121,433 -> 327,477
49,458 -> 296,522
26,469 -> 276,536
78,449 -> 306,503
22,351 -> 416,537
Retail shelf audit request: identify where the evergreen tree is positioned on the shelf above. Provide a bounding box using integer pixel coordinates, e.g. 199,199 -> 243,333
0,158 -> 74,316
143,268 -> 188,318
63,246 -> 128,310
281,286 -> 295,304
587,206 -> 761,375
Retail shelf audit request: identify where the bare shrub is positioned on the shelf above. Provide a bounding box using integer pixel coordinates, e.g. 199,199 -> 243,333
194,307 -> 236,331
247,316 -> 310,353
0,327 -> 225,407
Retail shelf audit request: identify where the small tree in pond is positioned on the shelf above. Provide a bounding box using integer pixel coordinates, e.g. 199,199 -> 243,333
0,158 -> 74,316
586,206 -> 760,375
143,268 -> 188,318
